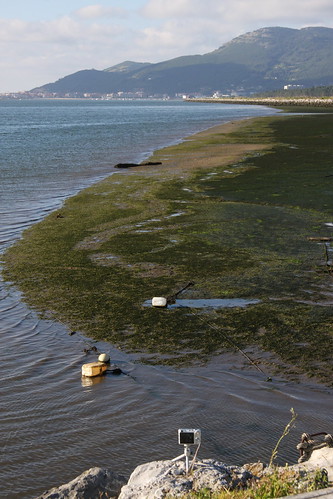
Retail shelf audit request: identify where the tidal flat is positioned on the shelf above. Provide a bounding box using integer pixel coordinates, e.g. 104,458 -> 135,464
4,112 -> 333,385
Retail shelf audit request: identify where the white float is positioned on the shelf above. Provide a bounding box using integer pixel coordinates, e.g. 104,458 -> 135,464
152,297 -> 167,308
98,353 -> 110,363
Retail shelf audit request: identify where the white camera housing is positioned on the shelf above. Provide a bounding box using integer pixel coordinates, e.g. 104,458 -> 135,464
178,428 -> 201,446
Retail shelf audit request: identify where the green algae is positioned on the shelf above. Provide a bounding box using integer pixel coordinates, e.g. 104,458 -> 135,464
3,113 -> 333,384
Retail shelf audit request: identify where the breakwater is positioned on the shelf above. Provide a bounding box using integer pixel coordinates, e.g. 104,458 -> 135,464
186,97 -> 333,107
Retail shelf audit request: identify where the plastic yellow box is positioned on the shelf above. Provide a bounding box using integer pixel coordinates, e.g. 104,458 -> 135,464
82,362 -> 107,377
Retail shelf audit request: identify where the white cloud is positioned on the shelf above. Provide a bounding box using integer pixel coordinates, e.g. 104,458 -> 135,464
0,14 -> 132,91
74,4 -> 128,20
137,18 -> 226,57
141,0 -> 333,26
141,0 -> 214,18
138,0 -> 333,58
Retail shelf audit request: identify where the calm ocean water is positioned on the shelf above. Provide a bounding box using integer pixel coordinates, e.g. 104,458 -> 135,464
1,100 -> 332,499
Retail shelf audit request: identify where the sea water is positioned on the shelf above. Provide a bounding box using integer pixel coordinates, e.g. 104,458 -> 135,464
1,100 -> 332,499
0,99 -> 277,249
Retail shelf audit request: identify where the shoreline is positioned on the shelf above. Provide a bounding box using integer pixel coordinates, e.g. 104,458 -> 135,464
126,117 -> 273,176
3,111 -> 333,385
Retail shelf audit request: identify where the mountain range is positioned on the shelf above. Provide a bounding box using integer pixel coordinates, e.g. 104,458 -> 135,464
32,26 -> 333,96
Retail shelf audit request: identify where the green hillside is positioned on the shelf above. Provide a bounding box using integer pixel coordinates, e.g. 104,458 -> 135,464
33,26 -> 333,96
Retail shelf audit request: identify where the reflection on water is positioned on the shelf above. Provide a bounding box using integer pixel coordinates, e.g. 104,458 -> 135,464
81,375 -> 106,388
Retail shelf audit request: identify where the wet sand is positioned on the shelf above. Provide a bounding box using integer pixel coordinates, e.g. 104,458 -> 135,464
127,118 -> 273,177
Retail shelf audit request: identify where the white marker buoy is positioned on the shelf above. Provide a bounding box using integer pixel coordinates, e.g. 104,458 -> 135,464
152,297 -> 167,308
98,353 -> 110,363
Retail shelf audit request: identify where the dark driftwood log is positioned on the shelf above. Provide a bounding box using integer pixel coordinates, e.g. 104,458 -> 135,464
307,237 -> 333,241
114,161 -> 162,169
114,163 -> 139,168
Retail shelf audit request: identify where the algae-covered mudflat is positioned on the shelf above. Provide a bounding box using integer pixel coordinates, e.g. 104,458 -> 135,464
4,112 -> 333,384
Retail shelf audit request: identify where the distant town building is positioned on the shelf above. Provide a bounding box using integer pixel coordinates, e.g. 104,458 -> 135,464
283,84 -> 304,90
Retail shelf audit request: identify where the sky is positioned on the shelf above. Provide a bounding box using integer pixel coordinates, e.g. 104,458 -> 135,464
1,0 -> 333,93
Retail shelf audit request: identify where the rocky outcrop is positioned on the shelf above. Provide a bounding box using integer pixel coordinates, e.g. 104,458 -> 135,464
294,447 -> 333,482
295,433 -> 333,481
36,460 -> 255,499
35,434 -> 333,498
36,467 -> 127,499
118,459 -> 253,499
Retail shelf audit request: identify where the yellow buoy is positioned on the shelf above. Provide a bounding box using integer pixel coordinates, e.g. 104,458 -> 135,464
82,362 -> 107,377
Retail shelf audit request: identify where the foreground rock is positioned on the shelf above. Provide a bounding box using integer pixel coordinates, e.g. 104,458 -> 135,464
37,467 -> 127,499
118,459 -> 253,499
35,456 -> 333,499
295,433 -> 333,481
36,438 -> 333,498
294,447 -> 333,482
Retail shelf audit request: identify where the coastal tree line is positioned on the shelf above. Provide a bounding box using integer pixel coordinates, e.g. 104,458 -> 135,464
257,85 -> 333,98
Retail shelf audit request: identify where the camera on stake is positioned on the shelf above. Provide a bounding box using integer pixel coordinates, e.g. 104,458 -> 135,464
172,429 -> 201,473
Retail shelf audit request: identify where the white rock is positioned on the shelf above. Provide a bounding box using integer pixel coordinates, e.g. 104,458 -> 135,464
118,459 -> 251,499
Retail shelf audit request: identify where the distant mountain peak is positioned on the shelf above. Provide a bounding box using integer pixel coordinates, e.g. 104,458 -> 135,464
218,26 -> 296,49
103,61 -> 151,73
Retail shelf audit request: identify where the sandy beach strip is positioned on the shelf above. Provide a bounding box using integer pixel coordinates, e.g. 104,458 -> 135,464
125,117 -> 274,178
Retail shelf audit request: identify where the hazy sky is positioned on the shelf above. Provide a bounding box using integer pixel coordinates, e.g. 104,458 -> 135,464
1,0 -> 333,92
